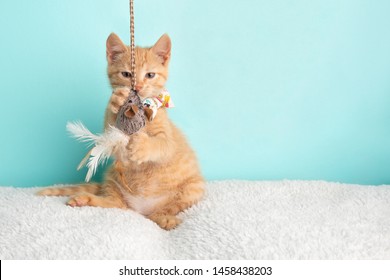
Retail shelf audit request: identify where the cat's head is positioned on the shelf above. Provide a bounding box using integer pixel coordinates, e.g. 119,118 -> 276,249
106,33 -> 171,99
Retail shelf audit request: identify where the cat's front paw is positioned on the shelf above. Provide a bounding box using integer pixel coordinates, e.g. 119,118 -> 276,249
110,87 -> 130,114
127,132 -> 152,164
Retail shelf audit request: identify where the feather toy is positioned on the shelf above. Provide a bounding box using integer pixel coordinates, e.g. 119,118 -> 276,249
66,122 -> 130,182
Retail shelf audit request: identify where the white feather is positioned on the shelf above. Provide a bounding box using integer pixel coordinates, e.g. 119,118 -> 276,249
66,121 -> 130,182
66,121 -> 99,145
77,149 -> 92,171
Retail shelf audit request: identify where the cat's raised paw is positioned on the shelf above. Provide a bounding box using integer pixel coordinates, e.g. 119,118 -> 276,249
110,87 -> 131,114
128,132 -> 152,164
67,195 -> 91,207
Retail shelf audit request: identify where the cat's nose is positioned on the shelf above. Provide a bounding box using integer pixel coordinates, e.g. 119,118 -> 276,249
135,84 -> 143,91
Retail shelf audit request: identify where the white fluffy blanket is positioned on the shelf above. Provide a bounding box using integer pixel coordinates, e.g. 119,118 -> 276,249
1,180 -> 389,259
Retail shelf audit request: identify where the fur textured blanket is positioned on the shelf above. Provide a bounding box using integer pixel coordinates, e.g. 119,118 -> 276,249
1,180 -> 389,259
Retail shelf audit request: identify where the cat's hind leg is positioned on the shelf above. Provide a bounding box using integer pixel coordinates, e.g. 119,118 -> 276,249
147,214 -> 182,230
148,179 -> 204,230
66,193 -> 126,209
66,182 -> 127,209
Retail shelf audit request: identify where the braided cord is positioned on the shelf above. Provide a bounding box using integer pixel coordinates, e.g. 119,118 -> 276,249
130,0 -> 136,90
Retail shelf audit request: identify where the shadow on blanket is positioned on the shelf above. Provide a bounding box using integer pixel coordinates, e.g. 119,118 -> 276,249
1,180 -> 389,259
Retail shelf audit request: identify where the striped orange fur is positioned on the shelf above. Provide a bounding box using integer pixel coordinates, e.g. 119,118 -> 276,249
38,184 -> 100,196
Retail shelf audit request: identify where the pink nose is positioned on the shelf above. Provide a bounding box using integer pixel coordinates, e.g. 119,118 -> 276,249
135,84 -> 143,91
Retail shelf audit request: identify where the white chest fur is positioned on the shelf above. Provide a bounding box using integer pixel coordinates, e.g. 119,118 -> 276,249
123,193 -> 167,216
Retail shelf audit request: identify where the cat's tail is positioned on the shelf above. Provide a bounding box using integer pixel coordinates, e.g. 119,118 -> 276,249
36,183 -> 100,197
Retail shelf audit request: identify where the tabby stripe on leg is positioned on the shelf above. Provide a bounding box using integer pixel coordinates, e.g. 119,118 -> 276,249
37,184 -> 100,196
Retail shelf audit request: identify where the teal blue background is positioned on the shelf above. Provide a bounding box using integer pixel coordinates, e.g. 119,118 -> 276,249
1,0 -> 389,187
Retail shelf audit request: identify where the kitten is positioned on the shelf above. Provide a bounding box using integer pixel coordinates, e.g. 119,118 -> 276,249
37,33 -> 204,230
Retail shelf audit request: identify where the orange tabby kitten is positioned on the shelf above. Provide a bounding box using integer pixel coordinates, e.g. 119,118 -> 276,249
37,33 -> 204,230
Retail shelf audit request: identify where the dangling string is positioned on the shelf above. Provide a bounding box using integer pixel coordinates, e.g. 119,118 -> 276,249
129,0 -> 136,91
115,0 -> 137,189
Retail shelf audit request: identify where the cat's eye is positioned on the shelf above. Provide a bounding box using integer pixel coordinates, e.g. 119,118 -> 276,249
145,72 -> 155,79
121,71 -> 132,78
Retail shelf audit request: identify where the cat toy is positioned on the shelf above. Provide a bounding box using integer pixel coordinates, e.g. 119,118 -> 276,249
67,0 -> 154,182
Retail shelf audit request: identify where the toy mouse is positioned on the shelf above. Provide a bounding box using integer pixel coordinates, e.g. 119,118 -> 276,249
67,88 -> 174,182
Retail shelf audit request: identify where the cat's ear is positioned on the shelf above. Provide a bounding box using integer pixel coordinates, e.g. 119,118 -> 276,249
151,34 -> 171,64
106,33 -> 127,63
